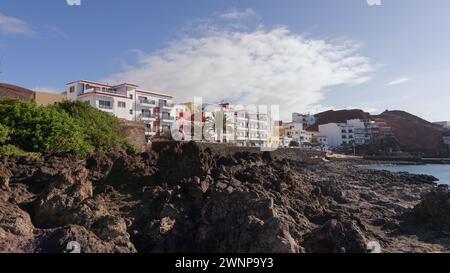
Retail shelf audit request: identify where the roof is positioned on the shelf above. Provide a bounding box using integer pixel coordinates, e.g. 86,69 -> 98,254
135,89 -> 173,99
112,83 -> 139,88
66,80 -> 113,88
67,80 -> 174,99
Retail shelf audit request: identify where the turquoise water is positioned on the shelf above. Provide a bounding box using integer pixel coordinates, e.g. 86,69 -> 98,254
365,164 -> 450,185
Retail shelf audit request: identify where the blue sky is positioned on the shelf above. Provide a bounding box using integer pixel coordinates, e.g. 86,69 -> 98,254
1,0 -> 449,121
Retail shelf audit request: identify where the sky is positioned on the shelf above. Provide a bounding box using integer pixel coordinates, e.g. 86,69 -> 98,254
0,0 -> 449,121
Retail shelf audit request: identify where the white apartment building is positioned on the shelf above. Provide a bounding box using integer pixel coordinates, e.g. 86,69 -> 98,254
319,123 -> 356,148
66,80 -> 175,140
278,119 -> 318,147
311,132 -> 329,148
283,122 -> 303,139
319,119 -> 375,148
171,103 -> 271,147
234,109 -> 269,147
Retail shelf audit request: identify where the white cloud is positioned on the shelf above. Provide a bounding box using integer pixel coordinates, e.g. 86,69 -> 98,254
220,8 -> 257,20
0,13 -> 36,36
105,10 -> 374,118
387,77 -> 409,86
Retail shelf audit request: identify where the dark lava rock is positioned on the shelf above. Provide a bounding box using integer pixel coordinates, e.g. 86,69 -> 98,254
0,142 -> 443,253
302,219 -> 368,253
406,185 -> 450,232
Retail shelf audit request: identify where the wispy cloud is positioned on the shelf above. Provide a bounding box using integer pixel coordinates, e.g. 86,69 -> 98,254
106,9 -> 374,118
0,13 -> 36,36
45,25 -> 68,39
387,77 -> 409,86
220,8 -> 257,20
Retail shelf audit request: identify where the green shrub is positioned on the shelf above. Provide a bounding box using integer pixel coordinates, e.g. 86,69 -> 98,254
0,98 -> 92,156
0,144 -> 40,158
53,100 -> 131,152
0,123 -> 9,144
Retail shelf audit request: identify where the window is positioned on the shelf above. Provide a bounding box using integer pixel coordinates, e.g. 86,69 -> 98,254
142,109 -> 152,118
99,100 -> 111,109
129,94 -> 133,99
118,101 -> 126,108
69,86 -> 75,93
130,110 -> 133,115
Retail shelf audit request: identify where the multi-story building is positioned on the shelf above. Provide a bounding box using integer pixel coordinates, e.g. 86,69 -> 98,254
311,131 -> 329,148
234,109 -> 269,147
66,80 -> 175,141
172,102 -> 271,147
283,122 -> 303,140
319,122 -> 356,148
292,113 -> 317,129
319,119 -> 381,148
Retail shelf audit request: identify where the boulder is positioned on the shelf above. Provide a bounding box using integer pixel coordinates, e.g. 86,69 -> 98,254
32,167 -> 93,228
0,200 -> 35,253
0,162 -> 12,191
406,185 -> 450,232
302,219 -> 369,253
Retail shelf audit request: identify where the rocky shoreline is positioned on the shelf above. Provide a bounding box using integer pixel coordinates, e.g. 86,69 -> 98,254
1,142 -> 449,253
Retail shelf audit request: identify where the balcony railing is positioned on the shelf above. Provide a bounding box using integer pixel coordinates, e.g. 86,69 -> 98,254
140,99 -> 156,105
83,88 -> 117,95
140,114 -> 155,120
159,102 -> 175,108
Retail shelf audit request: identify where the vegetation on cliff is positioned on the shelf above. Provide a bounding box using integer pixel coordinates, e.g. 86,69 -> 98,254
0,98 -> 131,158
52,100 -> 133,153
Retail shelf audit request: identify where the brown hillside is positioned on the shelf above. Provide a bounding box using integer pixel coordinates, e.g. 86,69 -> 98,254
375,110 -> 450,154
307,109 -> 450,155
0,83 -> 34,101
307,109 -> 371,131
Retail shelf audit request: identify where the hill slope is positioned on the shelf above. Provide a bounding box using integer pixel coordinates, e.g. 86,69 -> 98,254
375,110 -> 450,155
307,109 -> 371,131
309,109 -> 450,156
0,83 -> 35,101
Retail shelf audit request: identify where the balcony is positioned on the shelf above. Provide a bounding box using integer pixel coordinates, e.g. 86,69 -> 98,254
140,99 -> 156,106
159,102 -> 175,108
82,88 -> 118,96
161,116 -> 175,122
140,114 -> 155,121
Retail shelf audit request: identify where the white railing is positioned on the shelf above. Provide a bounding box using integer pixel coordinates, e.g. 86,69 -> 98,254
140,99 -> 156,105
